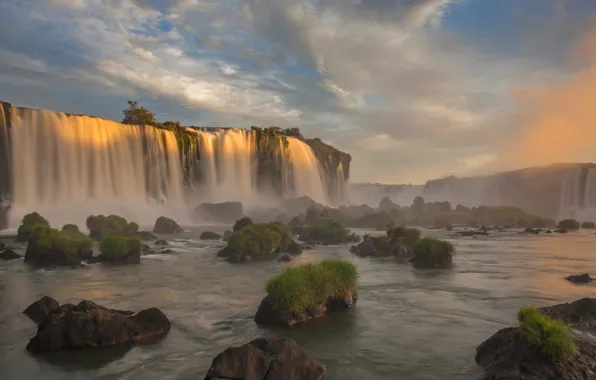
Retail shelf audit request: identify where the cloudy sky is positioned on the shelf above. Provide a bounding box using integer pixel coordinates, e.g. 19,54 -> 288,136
1,0 -> 595,184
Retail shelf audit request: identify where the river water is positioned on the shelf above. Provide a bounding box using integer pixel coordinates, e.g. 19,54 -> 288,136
1,227 -> 595,380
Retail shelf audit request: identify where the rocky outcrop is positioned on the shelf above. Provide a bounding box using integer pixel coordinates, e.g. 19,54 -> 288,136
566,274 -> 593,284
200,231 -> 222,240
204,338 -> 326,380
25,299 -> 171,353
24,230 -> 93,266
0,248 -> 20,260
286,241 -> 302,255
153,216 -> 183,234
23,296 -> 60,324
254,294 -> 356,328
137,231 -> 157,240
194,202 -> 243,223
350,227 -> 419,258
476,298 -> 596,380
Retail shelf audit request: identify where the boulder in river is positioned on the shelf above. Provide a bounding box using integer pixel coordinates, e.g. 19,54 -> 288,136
0,248 -> 20,260
152,216 -> 183,234
204,338 -> 326,380
200,231 -> 222,240
350,227 -> 420,258
0,240 -> 6,250
23,296 -> 60,324
26,299 -> 171,353
93,235 -> 142,264
565,274 -> 593,284
24,225 -> 94,266
476,298 -> 596,380
136,230 -> 157,240
286,241 -> 302,255
155,239 -> 168,245
278,254 -> 293,263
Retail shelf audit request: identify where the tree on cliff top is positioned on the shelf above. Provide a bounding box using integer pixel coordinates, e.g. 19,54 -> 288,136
122,101 -> 156,126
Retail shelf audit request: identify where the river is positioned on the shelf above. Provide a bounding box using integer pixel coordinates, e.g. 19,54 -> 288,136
1,227 -> 595,379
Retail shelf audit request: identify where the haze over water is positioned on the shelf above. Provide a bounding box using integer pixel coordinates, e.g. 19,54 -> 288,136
1,227 -> 594,380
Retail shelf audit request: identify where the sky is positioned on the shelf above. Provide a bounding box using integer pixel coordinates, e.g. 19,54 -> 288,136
1,0 -> 595,184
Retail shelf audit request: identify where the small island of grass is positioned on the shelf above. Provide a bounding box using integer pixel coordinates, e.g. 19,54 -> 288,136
86,214 -> 139,240
517,306 -> 578,362
25,224 -> 94,265
411,237 -> 454,268
255,260 -> 357,327
297,220 -> 360,245
350,226 -> 420,258
96,235 -> 142,264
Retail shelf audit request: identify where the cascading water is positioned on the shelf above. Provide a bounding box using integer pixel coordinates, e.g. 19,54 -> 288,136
185,128 -> 259,205
558,167 -> 596,222
9,108 -> 185,226
283,137 -> 328,204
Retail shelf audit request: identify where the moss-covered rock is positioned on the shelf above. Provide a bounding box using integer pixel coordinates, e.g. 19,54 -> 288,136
255,260 -> 357,327
62,224 -> 80,233
95,235 -> 141,264
218,221 -> 292,262
233,216 -> 253,232
557,219 -> 580,230
153,216 -> 183,234
16,212 -> 50,242
86,214 -> 139,240
297,221 -> 359,245
411,237 -> 454,268
24,225 -> 94,265
350,227 -> 420,258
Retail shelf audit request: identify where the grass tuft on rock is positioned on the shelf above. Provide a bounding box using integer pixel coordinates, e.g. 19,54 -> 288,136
517,306 -> 579,362
31,225 -> 94,256
411,237 -> 454,267
265,260 -> 357,314
225,222 -> 292,258
99,235 -> 141,261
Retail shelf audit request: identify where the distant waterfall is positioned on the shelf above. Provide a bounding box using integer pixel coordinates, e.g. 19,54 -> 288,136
558,167 -> 596,222
283,137 -> 328,204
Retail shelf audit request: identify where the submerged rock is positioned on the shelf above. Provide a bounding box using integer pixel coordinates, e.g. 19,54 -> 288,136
23,296 -> 60,324
200,231 -> 222,240
254,294 -> 356,328
566,274 -> 593,284
155,239 -> 168,246
204,338 -> 326,380
26,299 -> 171,353
476,298 -> 596,380
0,248 -> 20,260
152,216 -> 183,234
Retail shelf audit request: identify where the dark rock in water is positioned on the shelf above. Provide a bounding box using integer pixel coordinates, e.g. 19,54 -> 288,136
0,241 -> 5,250
26,299 -> 171,353
137,231 -> 157,240
23,296 -> 60,324
546,229 -> 552,233
158,248 -> 175,254
524,227 -> 540,234
476,298 -> 596,380
155,239 -> 168,246
194,202 -> 243,223
0,248 -> 20,260
204,338 -> 326,380
223,230 -> 233,241
566,274 -> 593,284
278,254 -> 293,263
200,231 -> 222,240
286,241 -> 302,255
301,244 -> 314,250
255,294 -> 356,328
457,230 -> 475,237
152,216 -> 183,234
350,229 -> 415,258
141,244 -> 151,254
555,228 -> 569,234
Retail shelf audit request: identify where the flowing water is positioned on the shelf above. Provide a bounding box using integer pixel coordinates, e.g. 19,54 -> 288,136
1,228 -> 595,380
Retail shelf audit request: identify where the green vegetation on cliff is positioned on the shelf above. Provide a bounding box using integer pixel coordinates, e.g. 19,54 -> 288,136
517,306 -> 578,362
265,260 -> 357,314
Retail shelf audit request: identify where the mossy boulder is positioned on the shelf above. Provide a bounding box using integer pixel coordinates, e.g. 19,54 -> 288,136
222,230 -> 233,241
350,227 -> 421,258
297,221 -> 359,245
557,219 -> 580,230
95,235 -> 142,264
233,216 -> 253,232
255,260 -> 357,327
86,214 -> 139,241
218,222 -> 292,262
24,225 -> 94,266
16,212 -> 49,242
581,221 -> 595,229
61,224 -> 80,233
0,248 -> 20,260
194,202 -> 243,223
136,230 -> 157,240
152,216 -> 183,234
410,237 -> 454,268
200,231 -> 222,240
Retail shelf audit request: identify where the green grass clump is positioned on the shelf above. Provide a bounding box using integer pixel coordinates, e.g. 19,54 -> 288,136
62,224 -> 80,233
31,225 -> 94,256
412,237 -> 454,267
227,222 -> 291,257
265,260 -> 357,314
387,226 -> 421,247
22,212 -> 49,227
298,221 -> 352,244
86,214 -> 139,240
517,306 -> 579,362
233,216 -> 253,232
16,212 -> 51,242
100,235 -> 141,260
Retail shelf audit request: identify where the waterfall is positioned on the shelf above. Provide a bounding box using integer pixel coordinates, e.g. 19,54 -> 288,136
284,137 -> 328,204
558,167 -> 596,222
9,108 -> 185,226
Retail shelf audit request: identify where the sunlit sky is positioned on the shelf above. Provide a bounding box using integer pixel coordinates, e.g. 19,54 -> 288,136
1,0 -> 595,184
